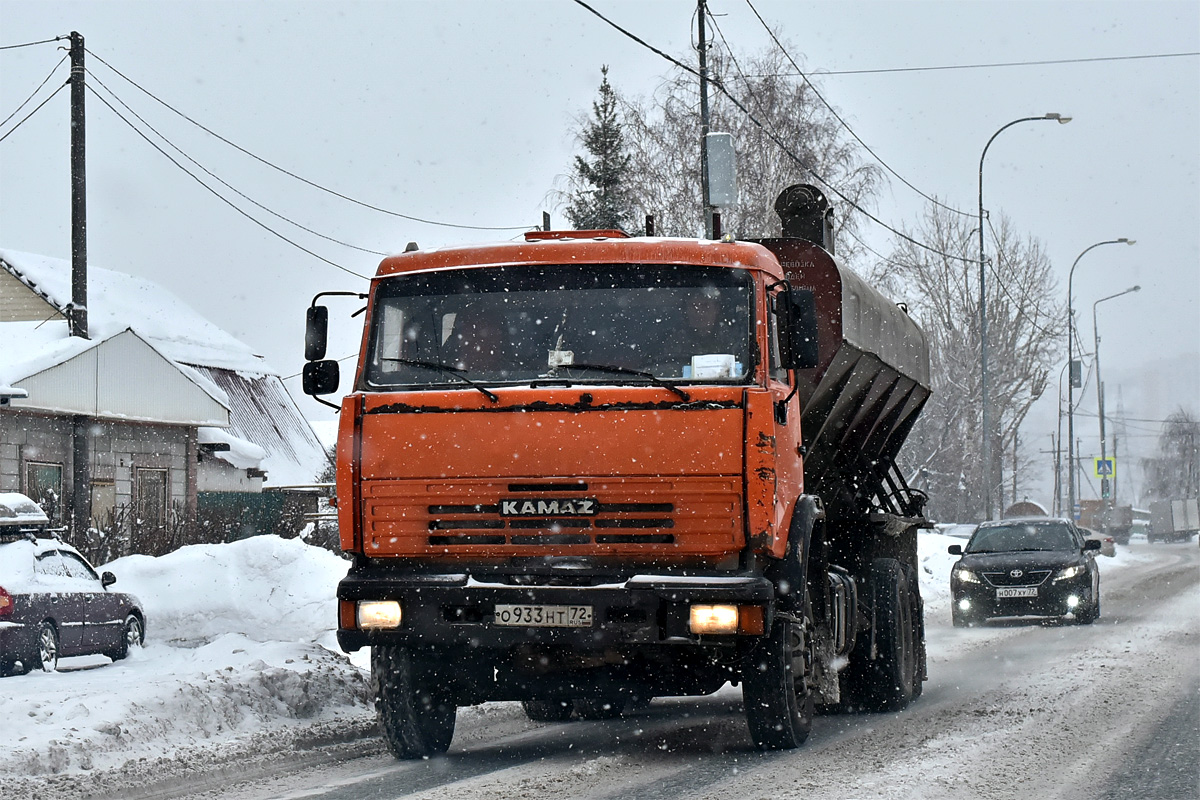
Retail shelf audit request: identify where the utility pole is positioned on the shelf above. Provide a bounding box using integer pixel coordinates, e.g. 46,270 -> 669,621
1049,433 -> 1061,516
1011,429 -> 1019,510
697,0 -> 713,238
70,31 -> 87,339
69,30 -> 92,541
1112,435 -> 1119,504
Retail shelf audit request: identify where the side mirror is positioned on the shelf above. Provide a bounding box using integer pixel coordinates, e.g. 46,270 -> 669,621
1083,539 -> 1102,552
303,360 -> 340,396
947,544 -> 963,556
305,305 -> 329,361
101,571 -> 116,588
776,288 -> 819,370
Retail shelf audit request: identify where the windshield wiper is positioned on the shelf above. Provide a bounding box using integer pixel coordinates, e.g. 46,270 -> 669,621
382,358 -> 499,403
560,363 -> 691,401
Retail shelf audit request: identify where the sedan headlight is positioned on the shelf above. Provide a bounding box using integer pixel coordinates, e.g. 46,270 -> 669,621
1053,564 -> 1085,582
952,566 -> 981,584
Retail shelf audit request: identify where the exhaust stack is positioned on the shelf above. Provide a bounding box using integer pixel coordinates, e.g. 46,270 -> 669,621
775,184 -> 834,255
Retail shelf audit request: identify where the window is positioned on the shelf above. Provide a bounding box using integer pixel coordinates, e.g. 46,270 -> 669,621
59,551 -> 101,584
363,264 -> 755,388
135,468 -> 168,529
767,293 -> 790,383
91,480 -> 117,530
24,461 -> 63,523
34,550 -> 70,578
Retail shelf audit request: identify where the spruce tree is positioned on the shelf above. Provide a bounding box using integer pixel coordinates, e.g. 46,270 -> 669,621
566,66 -> 637,232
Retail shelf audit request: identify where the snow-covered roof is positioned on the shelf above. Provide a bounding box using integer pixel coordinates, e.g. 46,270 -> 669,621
1,248 -> 325,485
0,249 -> 273,375
191,367 -> 330,486
198,426 -> 267,470
0,320 -> 230,409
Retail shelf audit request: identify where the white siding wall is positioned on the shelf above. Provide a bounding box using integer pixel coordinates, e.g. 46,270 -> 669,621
0,269 -> 61,323
10,331 -> 229,425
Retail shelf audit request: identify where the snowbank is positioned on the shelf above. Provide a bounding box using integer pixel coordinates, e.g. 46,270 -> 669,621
0,536 -> 372,786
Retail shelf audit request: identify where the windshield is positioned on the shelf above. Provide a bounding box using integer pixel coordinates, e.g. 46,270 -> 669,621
965,522 -> 1077,553
362,264 -> 755,389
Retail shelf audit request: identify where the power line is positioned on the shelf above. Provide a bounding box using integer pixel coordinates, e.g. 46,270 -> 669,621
0,79 -> 67,144
0,54 -> 67,129
0,36 -> 67,51
740,0 -> 971,218
84,49 -> 533,233
757,51 -> 1200,78
86,84 -> 372,281
570,0 -> 972,264
86,69 -> 388,258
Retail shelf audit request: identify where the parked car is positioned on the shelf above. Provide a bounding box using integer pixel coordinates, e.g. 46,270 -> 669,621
1078,526 -> 1116,557
948,517 -> 1101,627
1,493 -> 145,675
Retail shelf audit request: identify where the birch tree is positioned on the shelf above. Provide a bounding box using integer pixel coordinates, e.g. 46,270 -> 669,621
884,206 -> 1065,521
603,43 -> 880,258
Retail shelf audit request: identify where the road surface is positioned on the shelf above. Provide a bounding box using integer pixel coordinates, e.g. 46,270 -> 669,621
114,540 -> 1200,800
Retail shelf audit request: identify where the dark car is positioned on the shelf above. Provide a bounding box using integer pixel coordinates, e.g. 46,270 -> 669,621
948,517 -> 1101,627
1,493 -> 145,674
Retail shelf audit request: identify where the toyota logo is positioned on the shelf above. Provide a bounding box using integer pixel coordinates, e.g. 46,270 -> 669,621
1010,569 -> 1024,578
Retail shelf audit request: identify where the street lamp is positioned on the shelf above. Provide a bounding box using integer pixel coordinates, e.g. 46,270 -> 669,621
1067,239 -> 1136,519
978,113 -> 1070,520
1093,284 -> 1141,504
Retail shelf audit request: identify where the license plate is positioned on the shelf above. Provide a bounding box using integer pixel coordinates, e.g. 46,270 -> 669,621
996,587 -> 1038,599
494,604 -> 594,627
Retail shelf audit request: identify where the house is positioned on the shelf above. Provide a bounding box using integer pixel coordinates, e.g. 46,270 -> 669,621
0,248 -> 329,559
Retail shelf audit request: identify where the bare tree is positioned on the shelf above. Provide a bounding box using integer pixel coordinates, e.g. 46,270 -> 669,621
612,42 -> 880,258
1142,408 -> 1200,501
884,205 -> 1065,521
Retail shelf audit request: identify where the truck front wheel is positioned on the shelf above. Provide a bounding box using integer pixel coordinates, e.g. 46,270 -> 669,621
373,645 -> 456,759
742,611 -> 814,750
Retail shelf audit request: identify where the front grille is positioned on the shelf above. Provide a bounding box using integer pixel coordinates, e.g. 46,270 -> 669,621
982,569 -> 1051,588
361,476 -> 740,553
426,500 -> 675,546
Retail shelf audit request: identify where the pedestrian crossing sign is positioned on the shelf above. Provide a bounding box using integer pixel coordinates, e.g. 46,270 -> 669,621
1094,458 -> 1115,478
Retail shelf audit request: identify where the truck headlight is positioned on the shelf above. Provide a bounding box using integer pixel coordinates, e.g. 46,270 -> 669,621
357,600 -> 402,629
690,604 -> 739,635
1054,565 -> 1084,582
952,566 -> 981,584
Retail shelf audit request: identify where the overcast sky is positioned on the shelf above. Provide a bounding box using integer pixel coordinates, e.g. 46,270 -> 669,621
2,0 -> 1196,507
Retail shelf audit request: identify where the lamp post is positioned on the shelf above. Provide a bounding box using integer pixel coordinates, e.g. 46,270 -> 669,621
978,113 -> 1070,520
1092,285 -> 1140,503
1067,239 -> 1135,519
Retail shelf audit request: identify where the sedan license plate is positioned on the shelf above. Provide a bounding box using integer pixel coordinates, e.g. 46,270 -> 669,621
996,587 -> 1038,599
494,604 -> 594,628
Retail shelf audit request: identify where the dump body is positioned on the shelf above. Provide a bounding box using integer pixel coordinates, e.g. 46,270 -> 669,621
756,237 -> 930,519
312,192 -> 932,757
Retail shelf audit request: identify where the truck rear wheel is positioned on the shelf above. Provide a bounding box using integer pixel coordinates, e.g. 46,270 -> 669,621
742,611 -> 814,750
859,558 -> 916,712
373,645 -> 456,759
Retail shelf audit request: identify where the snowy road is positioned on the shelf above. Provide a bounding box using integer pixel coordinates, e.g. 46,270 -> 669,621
107,539 -> 1198,800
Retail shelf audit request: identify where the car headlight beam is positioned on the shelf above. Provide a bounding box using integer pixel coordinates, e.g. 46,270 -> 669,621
952,566 -> 982,584
1054,564 -> 1084,582
689,604 -> 740,635
357,600 -> 402,629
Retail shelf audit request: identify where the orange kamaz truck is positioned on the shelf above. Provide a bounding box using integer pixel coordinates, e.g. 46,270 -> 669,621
303,185 -> 931,758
